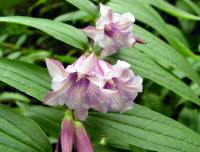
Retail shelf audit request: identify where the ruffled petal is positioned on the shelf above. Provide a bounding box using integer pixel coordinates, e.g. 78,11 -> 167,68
78,53 -> 96,75
82,26 -> 102,40
96,4 -> 113,29
44,74 -> 76,106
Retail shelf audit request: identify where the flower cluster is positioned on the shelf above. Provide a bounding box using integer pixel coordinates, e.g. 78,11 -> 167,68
45,53 -> 142,120
44,4 -> 143,152
83,4 -> 143,57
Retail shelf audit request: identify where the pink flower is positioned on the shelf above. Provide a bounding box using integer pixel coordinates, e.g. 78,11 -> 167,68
44,53 -> 100,121
74,121 -> 93,152
82,4 -> 138,57
44,53 -> 142,120
93,60 -> 143,113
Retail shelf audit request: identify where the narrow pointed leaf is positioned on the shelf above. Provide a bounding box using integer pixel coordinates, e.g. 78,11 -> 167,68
0,58 -> 50,101
87,104 -> 200,152
134,25 -> 200,86
0,106 -> 52,152
65,0 -> 98,18
140,0 -> 200,20
0,16 -> 88,50
111,48 -> 200,105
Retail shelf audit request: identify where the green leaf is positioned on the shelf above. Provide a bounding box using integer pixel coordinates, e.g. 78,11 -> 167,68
65,0 -> 98,18
0,105 -> 52,152
0,16 -> 88,50
182,0 -> 200,16
87,104 -> 200,152
134,25 -> 200,87
0,92 -> 30,103
23,105 -> 64,137
178,107 -> 200,134
111,48 -> 200,105
140,0 -> 200,20
0,58 -> 50,101
54,10 -> 91,22
108,0 -> 198,61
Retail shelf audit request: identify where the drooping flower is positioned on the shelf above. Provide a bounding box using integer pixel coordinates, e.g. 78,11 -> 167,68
93,60 -> 143,113
44,53 -> 142,120
74,121 -> 93,152
60,110 -> 74,152
82,4 -> 140,57
44,53 -> 100,121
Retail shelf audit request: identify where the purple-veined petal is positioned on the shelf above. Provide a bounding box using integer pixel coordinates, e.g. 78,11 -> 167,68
82,26 -> 101,39
44,74 -> 76,106
61,110 -> 74,152
74,121 -> 93,152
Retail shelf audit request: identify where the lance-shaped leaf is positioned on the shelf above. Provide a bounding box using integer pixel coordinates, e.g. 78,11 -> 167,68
134,25 -> 200,87
65,0 -> 98,18
111,48 -> 200,105
140,0 -> 200,20
0,58 -> 51,101
87,104 -> 200,152
0,16 -> 88,50
0,105 -> 52,152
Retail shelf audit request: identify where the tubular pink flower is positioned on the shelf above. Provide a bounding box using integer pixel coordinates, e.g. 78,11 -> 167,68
61,110 -> 74,152
82,4 -> 139,57
44,53 -> 143,120
74,121 -> 93,152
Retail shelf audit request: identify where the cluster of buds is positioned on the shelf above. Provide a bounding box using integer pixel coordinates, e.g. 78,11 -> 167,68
44,4 -> 143,152
55,110 -> 93,152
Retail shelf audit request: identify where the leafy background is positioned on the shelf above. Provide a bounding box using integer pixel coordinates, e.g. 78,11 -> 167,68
0,0 -> 200,152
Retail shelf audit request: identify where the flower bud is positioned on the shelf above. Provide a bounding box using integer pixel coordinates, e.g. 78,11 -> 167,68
74,121 -> 93,152
61,110 -> 74,152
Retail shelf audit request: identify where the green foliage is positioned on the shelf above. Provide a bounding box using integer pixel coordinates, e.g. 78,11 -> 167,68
0,0 -> 200,151
0,106 -> 52,152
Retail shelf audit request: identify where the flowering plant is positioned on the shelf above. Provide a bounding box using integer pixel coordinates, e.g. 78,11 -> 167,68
0,0 -> 200,152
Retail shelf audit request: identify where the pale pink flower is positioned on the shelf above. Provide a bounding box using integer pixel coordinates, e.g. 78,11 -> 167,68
82,4 -> 138,57
93,60 -> 143,113
44,53 -> 100,121
44,53 -> 142,120
74,121 -> 93,152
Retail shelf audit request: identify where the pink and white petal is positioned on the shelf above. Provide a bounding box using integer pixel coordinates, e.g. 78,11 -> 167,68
108,93 -> 134,112
65,78 -> 89,109
44,91 -> 66,106
115,60 -> 131,68
119,12 -> 135,24
65,64 -> 76,73
100,36 -> 118,57
45,58 -> 66,78
99,3 -> 112,18
92,89 -> 118,113
82,26 -> 102,40
87,75 -> 105,88
78,53 -> 96,74
74,107 -> 88,121
51,75 -> 66,91
96,4 -> 113,29
44,74 -> 75,106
